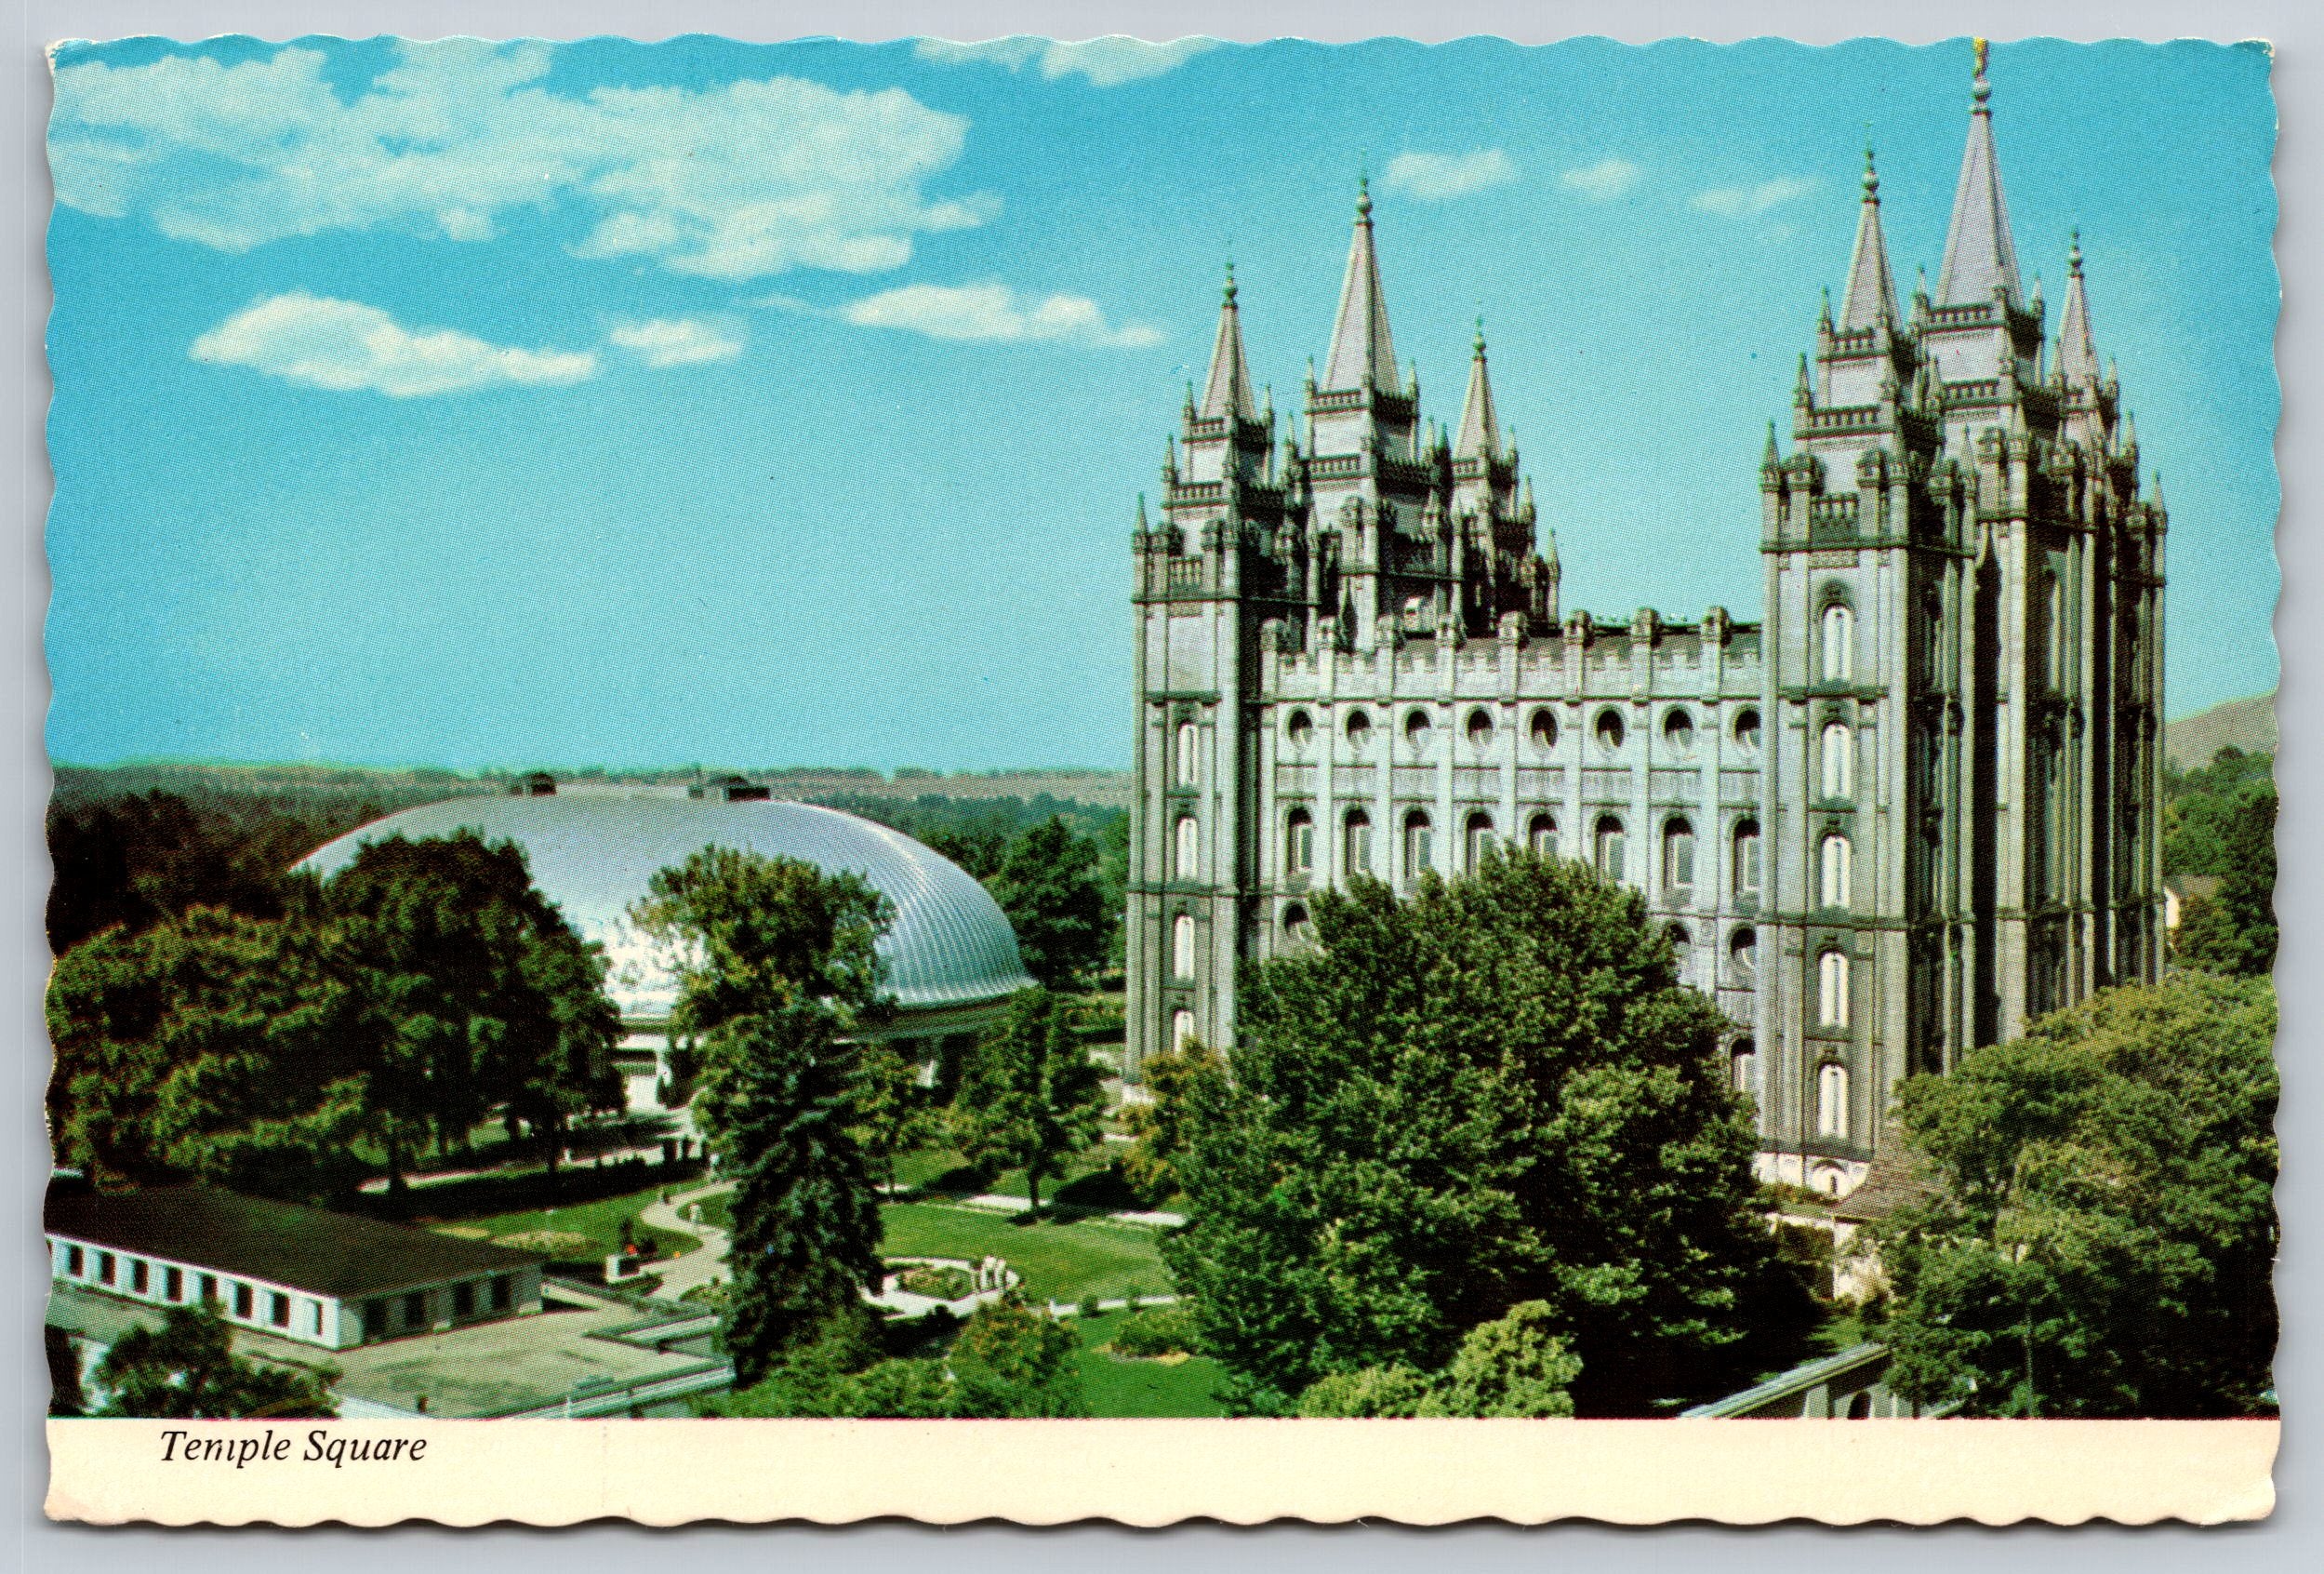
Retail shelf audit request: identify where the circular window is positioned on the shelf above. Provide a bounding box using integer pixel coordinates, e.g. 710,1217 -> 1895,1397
1595,709 -> 1627,752
1405,709 -> 1433,745
1467,708 -> 1494,747
1530,709 -> 1559,751
1345,709 -> 1372,746
1664,708 -> 1695,754
1733,707 -> 1761,751
1286,710 -> 1313,748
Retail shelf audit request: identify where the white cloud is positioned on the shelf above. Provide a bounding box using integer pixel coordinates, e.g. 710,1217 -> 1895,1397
190,292 -> 598,396
608,317 -> 745,367
1560,157 -> 1641,200
835,282 -> 1163,347
52,40 -> 990,280
913,36 -> 1215,87
1692,176 -> 1819,218
1381,149 -> 1517,203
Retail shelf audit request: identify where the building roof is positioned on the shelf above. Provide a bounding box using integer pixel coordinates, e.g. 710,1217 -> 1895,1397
1832,1139 -> 1948,1224
45,1186 -> 541,1301
297,791 -> 1036,1020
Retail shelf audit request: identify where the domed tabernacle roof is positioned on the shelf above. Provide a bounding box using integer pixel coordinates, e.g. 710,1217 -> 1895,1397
297,791 -> 1036,1021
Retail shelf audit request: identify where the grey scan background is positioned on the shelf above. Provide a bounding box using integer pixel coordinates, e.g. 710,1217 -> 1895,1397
1,0 -> 2311,1566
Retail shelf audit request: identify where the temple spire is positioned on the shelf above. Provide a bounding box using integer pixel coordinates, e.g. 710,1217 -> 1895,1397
1200,261 -> 1257,420
1454,317 -> 1502,458
1839,143 -> 1901,330
1322,177 -> 1400,391
2056,229 -> 2101,388
1937,38 -> 2024,306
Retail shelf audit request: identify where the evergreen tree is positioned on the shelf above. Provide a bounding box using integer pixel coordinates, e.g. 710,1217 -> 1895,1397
95,1303 -> 337,1419
952,988 -> 1107,1214
2173,784 -> 2277,977
853,1038 -> 936,1198
989,816 -> 1111,991
1118,1041 -> 1225,1205
1871,975 -> 2278,1418
1167,849 -> 1799,1415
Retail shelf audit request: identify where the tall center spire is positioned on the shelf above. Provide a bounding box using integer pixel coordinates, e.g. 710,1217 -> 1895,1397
1455,317 -> 1502,458
1936,39 -> 2024,306
1200,261 -> 1257,420
1322,177 -> 1400,391
1839,145 -> 1900,330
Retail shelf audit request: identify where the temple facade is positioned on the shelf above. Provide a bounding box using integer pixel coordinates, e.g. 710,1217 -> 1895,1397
1125,56 -> 2168,1194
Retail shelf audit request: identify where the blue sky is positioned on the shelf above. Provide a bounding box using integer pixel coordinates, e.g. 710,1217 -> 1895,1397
46,35 -> 2277,772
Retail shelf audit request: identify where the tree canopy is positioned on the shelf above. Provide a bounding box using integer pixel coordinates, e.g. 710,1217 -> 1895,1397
93,1303 -> 338,1420
952,987 -> 1107,1214
1164,850 -> 1803,1415
987,816 -> 1111,991
1870,975 -> 2278,1418
2173,783 -> 2277,978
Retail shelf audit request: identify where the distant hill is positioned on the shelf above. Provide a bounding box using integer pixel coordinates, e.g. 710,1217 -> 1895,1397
2167,691 -> 2277,771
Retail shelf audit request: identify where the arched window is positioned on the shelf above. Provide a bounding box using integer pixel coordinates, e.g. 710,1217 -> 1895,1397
1282,902 -> 1310,943
1730,926 -> 1757,983
1816,1061 -> 1852,1140
1175,721 -> 1200,787
1733,707 -> 1761,752
1345,709 -> 1372,749
1821,602 -> 1854,682
1286,710 -> 1313,751
1172,914 -> 1196,980
1285,809 -> 1314,876
1733,819 -> 1761,895
1663,708 -> 1695,755
2047,576 -> 2065,688
1175,814 -> 1200,880
1528,813 -> 1558,859
1403,810 -> 1433,881
1344,808 -> 1373,874
1731,1036 -> 1757,1094
1821,721 -> 1853,798
1404,709 -> 1433,751
1530,709 -> 1560,751
1171,1008 -> 1195,1052
1667,923 -> 1692,982
1818,949 -> 1852,1029
1466,709 -> 1494,749
1594,815 -> 1627,882
1465,811 -> 1494,872
1594,708 -> 1627,753
1820,832 -> 1853,908
1662,817 -> 1695,891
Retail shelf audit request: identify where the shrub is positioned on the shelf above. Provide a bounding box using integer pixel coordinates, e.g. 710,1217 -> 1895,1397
1109,1304 -> 1199,1358
1077,1292 -> 1103,1320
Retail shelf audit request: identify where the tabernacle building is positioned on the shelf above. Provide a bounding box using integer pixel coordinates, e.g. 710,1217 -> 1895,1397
1126,57 -> 2167,1194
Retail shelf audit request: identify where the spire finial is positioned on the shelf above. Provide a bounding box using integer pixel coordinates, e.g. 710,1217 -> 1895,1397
1357,155 -> 1372,220
1223,258 -> 1237,305
1973,38 -> 1992,107
2068,227 -> 2084,277
1474,313 -> 1487,357
1863,135 -> 1879,197
1819,285 -> 1834,327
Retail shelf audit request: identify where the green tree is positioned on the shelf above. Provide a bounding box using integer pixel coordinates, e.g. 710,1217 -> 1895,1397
1166,850 -> 1799,1415
46,907 -> 370,1200
712,1007 -> 887,1386
1870,975 -> 2278,1418
1292,1301 -> 1579,1418
953,988 -> 1107,1214
853,1038 -> 936,1198
95,1303 -> 338,1419
324,833 -> 621,1188
2174,784 -> 2276,977
630,848 -> 896,1383
948,1289 -> 1086,1418
989,816 -> 1111,991
1118,1041 -> 1226,1205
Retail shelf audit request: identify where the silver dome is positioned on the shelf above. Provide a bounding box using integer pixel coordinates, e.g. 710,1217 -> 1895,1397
297,792 -> 1035,1020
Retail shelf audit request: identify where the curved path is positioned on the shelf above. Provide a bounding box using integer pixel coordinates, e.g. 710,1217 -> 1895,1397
638,1179 -> 737,1299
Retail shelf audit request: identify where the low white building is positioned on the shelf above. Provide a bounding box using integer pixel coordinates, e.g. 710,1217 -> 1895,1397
45,1184 -> 544,1353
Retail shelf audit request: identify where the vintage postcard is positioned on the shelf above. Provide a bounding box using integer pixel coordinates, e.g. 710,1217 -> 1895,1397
39,33 -> 2279,1525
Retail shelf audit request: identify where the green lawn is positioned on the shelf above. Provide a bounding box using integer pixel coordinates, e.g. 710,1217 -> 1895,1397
423,1182 -> 697,1261
877,1202 -> 1173,1305
1072,1309 -> 1228,1418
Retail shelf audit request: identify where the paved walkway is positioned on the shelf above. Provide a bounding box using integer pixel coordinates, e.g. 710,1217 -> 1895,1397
952,1193 -> 1186,1228
638,1179 -> 737,1299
